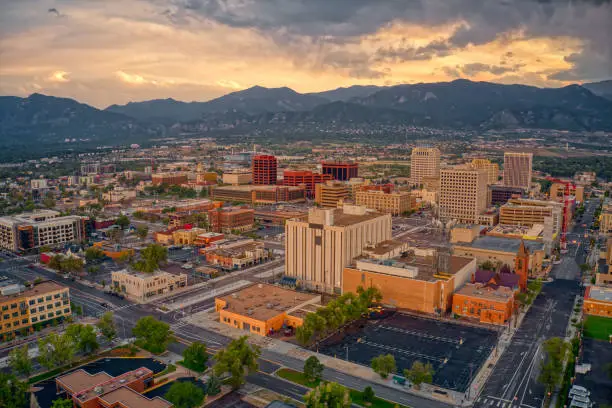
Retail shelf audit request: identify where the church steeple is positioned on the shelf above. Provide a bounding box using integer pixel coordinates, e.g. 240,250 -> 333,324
515,240 -> 529,291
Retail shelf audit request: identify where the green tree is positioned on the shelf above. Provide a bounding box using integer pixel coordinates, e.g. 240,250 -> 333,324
304,356 -> 325,382
135,225 -> 149,240
213,336 -> 260,389
8,345 -> 33,377
182,342 -> 208,372
206,375 -> 221,396
115,214 -> 130,230
304,382 -> 351,408
96,312 -> 117,342
85,246 -> 105,262
132,316 -> 171,354
362,386 -> 375,404
48,255 -> 63,271
164,381 -> 205,408
538,337 -> 570,392
133,244 -> 168,273
51,398 -> 74,408
371,354 -> 396,379
0,373 -> 29,408
480,260 -> 496,271
66,324 -> 99,354
38,333 -> 75,369
43,196 -> 56,209
403,361 -> 434,389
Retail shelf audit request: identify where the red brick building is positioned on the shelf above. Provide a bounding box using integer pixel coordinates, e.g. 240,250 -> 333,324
322,161 -> 358,181
283,170 -> 333,198
151,172 -> 188,186
252,155 -> 277,185
208,207 -> 255,233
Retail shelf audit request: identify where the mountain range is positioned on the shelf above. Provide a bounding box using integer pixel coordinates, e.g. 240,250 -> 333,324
1,79 -> 611,157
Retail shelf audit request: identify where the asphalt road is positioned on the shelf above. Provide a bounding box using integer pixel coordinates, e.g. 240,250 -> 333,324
473,199 -> 599,408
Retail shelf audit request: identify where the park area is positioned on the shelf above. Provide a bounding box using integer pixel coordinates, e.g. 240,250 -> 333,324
316,313 -> 499,392
583,315 -> 612,341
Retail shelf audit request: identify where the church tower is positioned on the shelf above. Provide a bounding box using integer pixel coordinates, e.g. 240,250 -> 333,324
515,240 -> 529,291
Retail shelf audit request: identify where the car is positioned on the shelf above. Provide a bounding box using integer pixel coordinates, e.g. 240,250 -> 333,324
100,302 -> 108,308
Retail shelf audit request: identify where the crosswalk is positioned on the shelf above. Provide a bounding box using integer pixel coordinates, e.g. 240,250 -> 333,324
478,396 -> 538,408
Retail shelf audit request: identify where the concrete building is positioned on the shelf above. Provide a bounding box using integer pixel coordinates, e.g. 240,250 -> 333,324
503,152 -> 533,190
285,205 -> 392,293
111,270 -> 187,301
1,281 -> 70,340
321,161 -> 358,181
355,190 -> 416,216
499,198 -> 563,250
452,283 -> 514,325
56,366 -> 171,408
410,147 -> 440,187
439,168 -> 489,224
212,185 -> 306,205
0,210 -> 85,252
152,172 -> 188,186
215,283 -> 321,336
315,181 -> 350,208
490,185 -> 524,206
252,155 -> 278,185
208,206 -> 255,233
343,252 -> 476,315
550,183 -> 584,203
223,169 -> 252,185
282,170 -> 332,198
102,187 -> 137,203
469,158 -> 499,185
204,239 -> 269,270
254,208 -> 308,226
583,286 -> 612,318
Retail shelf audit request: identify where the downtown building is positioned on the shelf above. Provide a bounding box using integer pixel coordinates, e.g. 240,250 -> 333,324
410,147 -> 440,187
0,210 -> 86,252
439,168 -> 489,224
282,170 -> 333,198
252,155 -> 278,185
503,152 -> 533,190
285,204 -> 391,293
321,161 -> 359,181
355,189 -> 416,216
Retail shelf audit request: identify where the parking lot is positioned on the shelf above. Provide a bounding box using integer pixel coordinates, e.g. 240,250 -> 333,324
318,313 -> 498,392
575,338 -> 612,406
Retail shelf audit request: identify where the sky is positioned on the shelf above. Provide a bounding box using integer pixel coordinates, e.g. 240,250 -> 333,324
0,0 -> 611,108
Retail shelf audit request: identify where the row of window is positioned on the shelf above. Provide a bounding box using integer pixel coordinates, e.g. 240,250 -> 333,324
2,308 -> 69,329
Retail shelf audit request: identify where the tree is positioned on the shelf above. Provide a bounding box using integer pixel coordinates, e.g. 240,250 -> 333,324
85,246 -> 105,262
362,386 -> 375,404
135,225 -> 149,240
43,195 -> 56,209
48,254 -> 63,272
115,214 -> 130,230
213,336 -> 260,389
132,316 -> 171,354
206,375 -> 221,396
133,244 -> 168,273
480,260 -> 496,271
404,361 -> 434,389
164,381 -> 205,408
538,337 -> 570,392
371,354 -> 396,379
51,399 -> 74,408
304,356 -> 325,382
66,324 -> 99,354
38,333 -> 75,369
304,382 -> 351,408
182,342 -> 208,372
0,373 -> 29,408
8,345 -> 33,377
96,312 -> 117,342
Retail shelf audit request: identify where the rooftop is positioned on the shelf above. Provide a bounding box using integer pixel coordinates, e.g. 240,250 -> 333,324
455,283 -> 514,302
98,385 -> 172,408
455,235 -> 544,253
72,367 -> 154,402
1,281 -> 67,301
587,286 -> 612,302
215,185 -> 303,192
352,254 -> 473,282
217,284 -> 320,321
56,370 -> 113,393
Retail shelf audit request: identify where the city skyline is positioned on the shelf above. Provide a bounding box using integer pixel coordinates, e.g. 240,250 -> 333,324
1,0 -> 611,107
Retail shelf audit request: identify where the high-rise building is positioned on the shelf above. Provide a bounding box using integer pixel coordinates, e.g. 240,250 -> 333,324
469,159 -> 499,185
283,170 -> 332,198
490,185 -> 525,206
315,181 -> 350,208
321,161 -> 358,181
410,147 -> 440,187
355,190 -> 416,216
503,152 -> 532,190
285,205 -> 392,293
439,168 -> 488,224
252,155 -> 278,185
499,198 -> 563,248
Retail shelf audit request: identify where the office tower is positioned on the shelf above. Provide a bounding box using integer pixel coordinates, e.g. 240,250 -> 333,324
410,147 -> 440,187
439,168 -> 488,223
503,152 -> 532,190
315,181 -> 350,208
282,170 -> 332,198
321,161 -> 358,181
469,158 -> 499,185
252,155 -> 278,185
285,205 -> 391,293
355,190 -> 416,216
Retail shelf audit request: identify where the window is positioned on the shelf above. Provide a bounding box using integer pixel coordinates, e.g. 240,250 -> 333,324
2,314 -> 9,320
1,305 -> 7,311
31,317 -> 38,323
64,308 -> 70,314
29,300 -> 35,306
21,319 -> 28,324
46,305 -> 53,310
12,312 -> 18,318
38,298 -> 44,304
10,303 -> 16,309
45,296 -> 52,301
30,309 -> 36,314
38,307 -> 44,312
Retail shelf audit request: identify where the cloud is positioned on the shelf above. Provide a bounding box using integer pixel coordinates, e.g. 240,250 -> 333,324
116,71 -> 148,85
216,79 -> 243,89
48,8 -> 61,17
376,39 -> 454,62
459,63 -> 523,77
47,70 -> 70,83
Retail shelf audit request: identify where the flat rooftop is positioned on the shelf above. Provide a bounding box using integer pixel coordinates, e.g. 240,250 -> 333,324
455,283 -> 514,302
99,385 -> 172,408
56,370 -> 112,393
354,254 -> 473,282
72,367 -> 154,402
215,185 -> 303,192
1,281 -> 66,301
456,235 -> 544,253
588,286 -> 612,302
217,284 -> 320,321
363,240 -> 405,255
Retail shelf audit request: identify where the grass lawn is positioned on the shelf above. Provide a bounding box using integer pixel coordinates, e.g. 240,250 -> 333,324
276,368 -> 410,408
583,315 -> 612,341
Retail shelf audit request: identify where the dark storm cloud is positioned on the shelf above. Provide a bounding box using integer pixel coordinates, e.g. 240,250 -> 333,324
376,40 -> 454,62
48,8 -> 61,17
459,63 -> 524,77
159,0 -> 612,81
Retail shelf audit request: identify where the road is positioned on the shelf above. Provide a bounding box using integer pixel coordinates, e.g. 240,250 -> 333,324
473,199 -> 599,408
